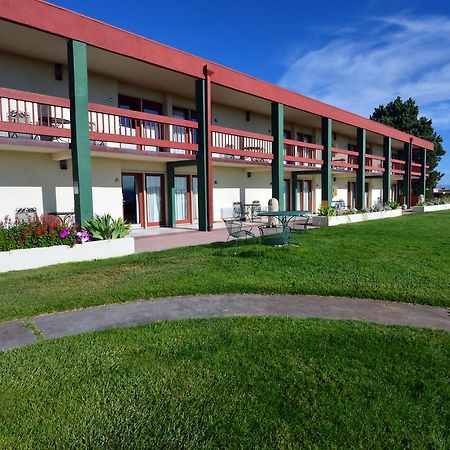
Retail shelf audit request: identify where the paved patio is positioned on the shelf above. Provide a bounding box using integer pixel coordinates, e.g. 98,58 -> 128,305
132,222 -> 261,253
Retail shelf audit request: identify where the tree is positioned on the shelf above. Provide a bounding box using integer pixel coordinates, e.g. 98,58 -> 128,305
370,97 -> 445,189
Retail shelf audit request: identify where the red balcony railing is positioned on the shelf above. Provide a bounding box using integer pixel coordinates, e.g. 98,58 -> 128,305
331,148 -> 358,171
391,159 -> 406,175
211,125 -> 273,162
365,154 -> 385,174
284,138 -> 323,168
0,87 -> 198,155
411,162 -> 422,177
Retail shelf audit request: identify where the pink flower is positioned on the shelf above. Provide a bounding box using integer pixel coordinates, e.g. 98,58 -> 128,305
59,228 -> 70,239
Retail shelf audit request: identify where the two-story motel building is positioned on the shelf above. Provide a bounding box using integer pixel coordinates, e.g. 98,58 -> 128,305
0,1 -> 433,231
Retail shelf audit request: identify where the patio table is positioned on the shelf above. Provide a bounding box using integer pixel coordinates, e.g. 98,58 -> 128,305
257,210 -> 311,245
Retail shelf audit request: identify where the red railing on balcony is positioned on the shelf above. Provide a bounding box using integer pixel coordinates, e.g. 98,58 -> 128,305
391,159 -> 406,175
211,125 -> 273,162
0,87 -> 198,155
411,162 -> 422,177
284,138 -> 323,168
331,148 -> 358,171
365,154 -> 385,174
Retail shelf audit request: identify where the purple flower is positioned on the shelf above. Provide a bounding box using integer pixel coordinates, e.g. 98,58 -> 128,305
76,230 -> 90,243
59,228 -> 70,239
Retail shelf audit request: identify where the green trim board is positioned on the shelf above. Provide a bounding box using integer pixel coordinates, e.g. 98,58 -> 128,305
404,141 -> 412,207
195,78 -> 209,231
271,102 -> 284,210
383,136 -> 391,203
67,40 -> 93,226
321,117 -> 332,205
419,148 -> 427,197
356,128 -> 366,210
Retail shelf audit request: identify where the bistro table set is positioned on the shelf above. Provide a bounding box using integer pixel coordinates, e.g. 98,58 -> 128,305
225,206 -> 312,247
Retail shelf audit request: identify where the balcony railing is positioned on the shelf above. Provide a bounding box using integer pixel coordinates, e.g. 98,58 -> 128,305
365,154 -> 385,174
0,87 -> 198,155
331,148 -> 359,171
391,159 -> 406,175
411,162 -> 422,177
284,138 -> 323,168
211,125 -> 273,162
1,87 -> 425,176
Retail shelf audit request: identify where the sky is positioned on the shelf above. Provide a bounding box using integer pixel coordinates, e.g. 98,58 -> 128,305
51,0 -> 450,186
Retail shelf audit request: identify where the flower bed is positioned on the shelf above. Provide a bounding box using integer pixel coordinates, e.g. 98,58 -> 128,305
0,215 -> 87,251
412,204 -> 450,213
0,237 -> 135,273
0,214 -> 134,273
312,209 -> 403,227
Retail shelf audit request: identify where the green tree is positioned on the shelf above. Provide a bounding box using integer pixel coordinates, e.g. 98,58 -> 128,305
370,97 -> 445,189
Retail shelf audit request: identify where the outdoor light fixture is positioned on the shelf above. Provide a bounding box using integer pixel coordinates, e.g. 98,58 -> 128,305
245,110 -> 251,121
59,160 -> 67,170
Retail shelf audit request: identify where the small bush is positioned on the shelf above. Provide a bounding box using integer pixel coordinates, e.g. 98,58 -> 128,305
83,214 -> 131,240
318,205 -> 336,217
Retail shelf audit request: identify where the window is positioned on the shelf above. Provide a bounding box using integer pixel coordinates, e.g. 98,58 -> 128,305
297,132 -> 312,143
172,106 -> 197,121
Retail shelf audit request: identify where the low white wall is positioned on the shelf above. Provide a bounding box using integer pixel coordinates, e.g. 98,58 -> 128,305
412,204 -> 450,213
312,209 -> 402,227
0,237 -> 135,273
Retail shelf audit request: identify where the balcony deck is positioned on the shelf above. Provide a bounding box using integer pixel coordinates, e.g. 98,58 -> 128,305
0,87 -> 423,176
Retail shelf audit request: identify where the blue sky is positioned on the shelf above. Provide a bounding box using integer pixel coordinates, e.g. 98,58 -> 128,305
52,0 -> 450,186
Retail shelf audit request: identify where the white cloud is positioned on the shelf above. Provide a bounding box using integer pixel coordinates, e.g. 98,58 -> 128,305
279,15 -> 450,130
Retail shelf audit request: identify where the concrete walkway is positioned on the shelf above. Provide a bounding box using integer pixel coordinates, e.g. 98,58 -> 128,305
1,294 -> 449,351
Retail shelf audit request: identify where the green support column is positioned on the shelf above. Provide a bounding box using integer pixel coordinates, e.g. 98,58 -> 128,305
321,117 -> 332,205
356,128 -> 366,210
67,40 -> 93,227
404,141 -> 412,207
271,102 -> 284,210
419,148 -> 427,197
383,136 -> 391,203
291,172 -> 298,210
166,164 -> 176,227
195,79 -> 208,231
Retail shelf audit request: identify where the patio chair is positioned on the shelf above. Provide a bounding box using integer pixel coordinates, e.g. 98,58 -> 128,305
224,218 -> 255,242
290,215 -> 312,233
258,225 -> 291,246
232,202 -> 244,220
250,200 -> 261,221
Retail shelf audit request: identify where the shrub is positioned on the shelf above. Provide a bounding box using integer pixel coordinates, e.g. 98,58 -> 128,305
83,214 -> 130,240
387,201 -> 400,210
318,205 -> 336,217
0,215 -> 80,252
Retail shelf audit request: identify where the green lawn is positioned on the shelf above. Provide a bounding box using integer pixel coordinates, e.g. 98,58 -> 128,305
1,211 -> 450,322
1,317 -> 449,449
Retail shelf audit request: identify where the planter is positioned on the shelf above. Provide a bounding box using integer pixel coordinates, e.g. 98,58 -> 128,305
312,209 -> 403,227
412,204 -> 450,213
0,237 -> 135,273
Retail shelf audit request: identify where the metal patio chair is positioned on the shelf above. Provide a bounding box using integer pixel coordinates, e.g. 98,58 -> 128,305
290,215 -> 312,233
232,202 -> 244,220
224,218 -> 255,242
258,225 -> 291,246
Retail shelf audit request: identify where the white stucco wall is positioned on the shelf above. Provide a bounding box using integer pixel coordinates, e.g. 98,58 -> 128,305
0,151 -> 123,220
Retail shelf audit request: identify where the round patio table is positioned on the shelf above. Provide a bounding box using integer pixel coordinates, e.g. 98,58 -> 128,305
257,210 -> 311,245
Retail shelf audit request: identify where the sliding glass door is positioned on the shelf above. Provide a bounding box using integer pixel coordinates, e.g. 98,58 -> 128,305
146,175 -> 164,225
175,175 -> 191,224
121,173 -> 144,227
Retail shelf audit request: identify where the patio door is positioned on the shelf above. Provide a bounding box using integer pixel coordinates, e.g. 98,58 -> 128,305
348,182 -> 356,209
192,176 -> 199,222
146,174 -> 165,226
283,179 -> 290,210
122,173 -> 144,227
175,175 -> 191,224
299,180 -> 312,212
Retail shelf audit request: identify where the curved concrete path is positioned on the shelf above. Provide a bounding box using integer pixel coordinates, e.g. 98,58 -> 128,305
1,294 -> 449,351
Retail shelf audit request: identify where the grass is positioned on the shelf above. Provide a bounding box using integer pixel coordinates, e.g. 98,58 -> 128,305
0,317 -> 449,449
1,211 -> 450,322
